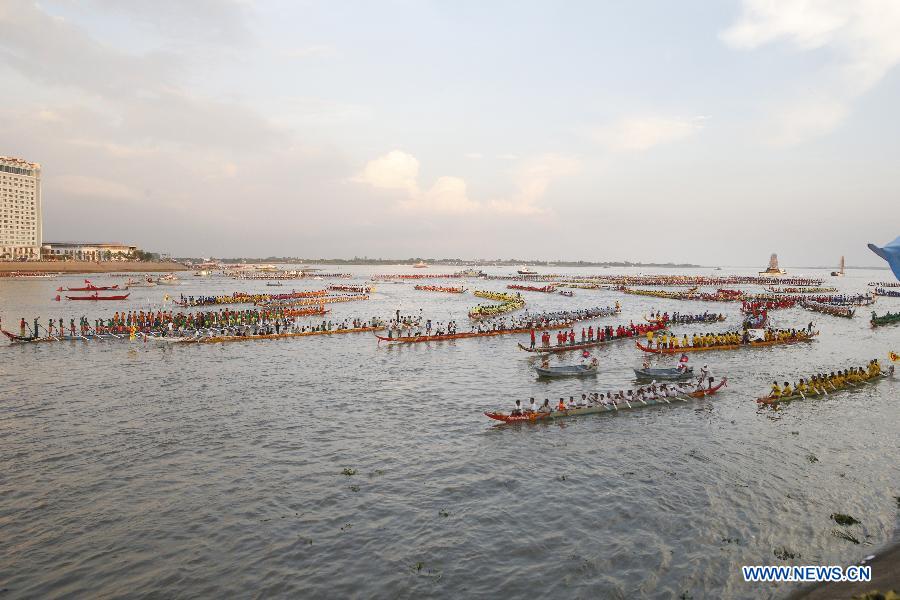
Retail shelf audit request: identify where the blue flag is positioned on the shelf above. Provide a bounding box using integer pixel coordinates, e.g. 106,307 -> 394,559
868,236 -> 900,281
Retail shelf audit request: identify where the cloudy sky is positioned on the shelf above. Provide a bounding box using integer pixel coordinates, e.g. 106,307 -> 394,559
1,0 -> 899,265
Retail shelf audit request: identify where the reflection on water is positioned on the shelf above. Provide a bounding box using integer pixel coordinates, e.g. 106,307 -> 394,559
1,266 -> 898,598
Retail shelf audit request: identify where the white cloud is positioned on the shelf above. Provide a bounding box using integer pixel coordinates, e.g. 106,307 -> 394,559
722,0 -> 900,143
593,116 -> 705,151
52,175 -> 141,201
464,152 -> 483,159
355,151 -> 578,216
353,150 -> 420,194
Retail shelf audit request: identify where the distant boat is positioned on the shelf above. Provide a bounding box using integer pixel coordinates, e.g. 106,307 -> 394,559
831,256 -> 845,277
759,253 -> 786,276
413,261 -> 428,268
517,266 -> 537,275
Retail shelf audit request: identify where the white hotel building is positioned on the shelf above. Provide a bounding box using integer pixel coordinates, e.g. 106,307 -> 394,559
0,155 -> 42,259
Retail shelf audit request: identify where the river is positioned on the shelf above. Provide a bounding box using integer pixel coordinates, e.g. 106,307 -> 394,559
1,266 -> 897,599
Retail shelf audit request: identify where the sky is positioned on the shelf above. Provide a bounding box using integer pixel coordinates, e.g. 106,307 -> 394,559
1,0 -> 899,265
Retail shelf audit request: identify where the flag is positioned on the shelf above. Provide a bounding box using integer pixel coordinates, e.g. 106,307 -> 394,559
679,353 -> 689,363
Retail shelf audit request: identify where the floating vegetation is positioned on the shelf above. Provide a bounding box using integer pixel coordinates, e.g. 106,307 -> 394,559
349,485 -> 360,492
368,469 -> 385,478
790,431 -> 799,435
852,590 -> 900,600
439,509 -> 450,517
410,562 -> 443,582
688,449 -> 711,463
721,537 -> 740,545
340,523 -> 352,531
774,546 -> 800,560
806,454 -> 818,463
832,513 -> 861,526
558,474 -> 567,481
832,529 -> 860,544
341,468 -> 357,476
678,593 -> 693,600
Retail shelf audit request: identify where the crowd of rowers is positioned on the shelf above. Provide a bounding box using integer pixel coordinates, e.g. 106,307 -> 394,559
647,310 -> 725,324
15,309 -> 383,338
767,360 -> 889,399
741,299 -> 794,312
623,287 -> 745,302
747,292 -> 874,306
562,275 -> 824,287
523,303 -> 620,323
644,325 -> 816,350
874,288 -> 900,297
176,290 -> 326,307
510,379 -> 717,414
384,312 -> 578,338
535,321 -> 665,347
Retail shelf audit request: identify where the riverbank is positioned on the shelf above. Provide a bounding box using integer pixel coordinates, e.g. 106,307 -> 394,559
790,541 -> 899,599
0,261 -> 188,274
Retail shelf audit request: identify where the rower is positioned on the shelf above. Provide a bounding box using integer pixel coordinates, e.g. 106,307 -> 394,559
538,399 -> 552,413
511,399 -> 523,416
528,398 -> 537,413
567,396 -> 578,410
557,398 -> 566,411
782,381 -> 792,397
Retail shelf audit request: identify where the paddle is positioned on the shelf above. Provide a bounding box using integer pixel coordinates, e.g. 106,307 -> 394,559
40,324 -> 60,342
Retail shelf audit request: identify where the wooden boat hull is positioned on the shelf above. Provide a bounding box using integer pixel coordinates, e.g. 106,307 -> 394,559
633,367 -> 694,380
757,371 -> 893,405
185,326 -> 384,343
636,334 -> 816,354
534,364 -> 598,378
376,322 -> 571,344
485,379 -> 726,423
517,331 -> 662,354
65,293 -> 130,301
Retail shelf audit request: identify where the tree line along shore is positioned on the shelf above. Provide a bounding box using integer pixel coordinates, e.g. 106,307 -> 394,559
0,261 -> 188,274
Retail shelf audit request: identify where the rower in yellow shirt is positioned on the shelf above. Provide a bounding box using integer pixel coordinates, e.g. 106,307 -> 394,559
770,380 -> 782,398
781,381 -> 793,397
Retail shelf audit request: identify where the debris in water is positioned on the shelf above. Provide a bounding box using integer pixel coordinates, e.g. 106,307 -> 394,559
558,474 -> 567,481
832,529 -> 860,544
774,546 -> 800,560
790,431 -> 799,435
721,537 -> 740,545
831,513 -> 861,526
350,485 -> 360,492
340,523 -> 352,531
806,454 -> 818,463
341,468 -> 357,476
439,509 -> 450,517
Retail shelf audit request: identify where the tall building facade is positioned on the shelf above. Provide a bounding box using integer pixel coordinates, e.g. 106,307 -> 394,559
0,156 -> 42,259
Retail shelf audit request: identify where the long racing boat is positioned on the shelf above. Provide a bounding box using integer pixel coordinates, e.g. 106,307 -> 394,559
757,369 -> 894,406
636,332 -> 817,354
376,322 -> 572,344
485,378 -> 726,423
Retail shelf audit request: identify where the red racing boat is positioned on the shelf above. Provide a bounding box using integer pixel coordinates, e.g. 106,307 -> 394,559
60,279 -> 120,292
485,378 -> 727,423
66,292 -> 130,301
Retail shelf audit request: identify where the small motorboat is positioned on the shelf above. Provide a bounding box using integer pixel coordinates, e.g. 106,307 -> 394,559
535,362 -> 598,378
633,366 -> 694,380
